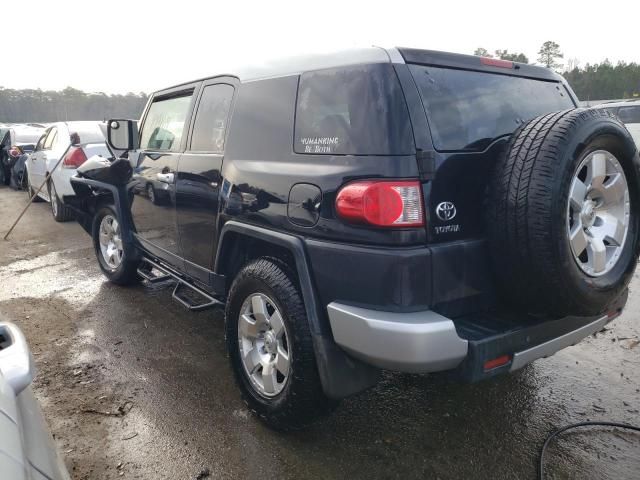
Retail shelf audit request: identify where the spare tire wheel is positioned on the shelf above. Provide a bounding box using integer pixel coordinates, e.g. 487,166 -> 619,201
488,108 -> 640,317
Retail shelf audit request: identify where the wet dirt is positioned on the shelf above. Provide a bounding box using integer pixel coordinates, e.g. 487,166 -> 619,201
0,187 -> 638,479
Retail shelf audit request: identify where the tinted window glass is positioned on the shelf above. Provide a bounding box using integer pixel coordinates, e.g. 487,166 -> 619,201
68,123 -> 104,144
44,128 -> 57,149
0,129 -> 9,146
35,133 -> 46,151
410,65 -> 574,151
295,64 -> 413,155
617,106 -> 640,124
140,93 -> 193,151
191,84 -> 234,152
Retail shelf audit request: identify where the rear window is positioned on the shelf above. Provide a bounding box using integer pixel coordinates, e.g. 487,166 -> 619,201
294,64 -> 414,155
68,124 -> 104,144
410,65 -> 575,151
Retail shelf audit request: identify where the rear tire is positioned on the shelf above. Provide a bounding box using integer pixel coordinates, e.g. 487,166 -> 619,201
488,108 -> 640,316
48,180 -> 74,222
92,205 -> 140,285
225,258 -> 336,430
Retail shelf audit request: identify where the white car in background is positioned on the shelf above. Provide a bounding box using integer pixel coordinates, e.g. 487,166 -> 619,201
0,321 -> 70,480
595,100 -> 640,148
26,122 -> 111,222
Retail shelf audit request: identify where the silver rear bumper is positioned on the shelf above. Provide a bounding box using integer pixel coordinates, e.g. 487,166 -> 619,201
327,302 -> 611,374
509,314 -> 608,371
327,303 -> 468,373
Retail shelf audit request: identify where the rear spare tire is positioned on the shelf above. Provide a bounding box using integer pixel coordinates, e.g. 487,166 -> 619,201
488,108 -> 640,317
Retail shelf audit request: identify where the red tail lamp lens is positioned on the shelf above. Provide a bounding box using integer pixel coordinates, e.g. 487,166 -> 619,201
62,147 -> 88,169
335,180 -> 424,227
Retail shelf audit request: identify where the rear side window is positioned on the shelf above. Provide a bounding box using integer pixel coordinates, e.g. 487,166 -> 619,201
410,65 -> 574,151
44,128 -> 57,150
35,134 -> 46,151
617,106 -> 640,124
190,84 -> 234,153
294,64 -> 414,155
140,93 -> 193,151
68,124 -> 104,144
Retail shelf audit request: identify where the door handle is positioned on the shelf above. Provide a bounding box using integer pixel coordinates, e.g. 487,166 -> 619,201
156,172 -> 174,183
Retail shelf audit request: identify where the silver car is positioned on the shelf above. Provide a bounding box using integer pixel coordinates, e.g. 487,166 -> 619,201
0,321 -> 70,480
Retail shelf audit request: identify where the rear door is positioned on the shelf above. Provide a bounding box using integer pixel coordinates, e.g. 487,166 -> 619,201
29,126 -> 57,189
407,63 -> 575,242
130,85 -> 199,266
177,79 -> 235,283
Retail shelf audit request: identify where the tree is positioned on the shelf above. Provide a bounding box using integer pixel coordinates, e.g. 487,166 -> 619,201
473,47 -> 492,57
0,88 -> 148,123
563,60 -> 640,100
494,49 -> 529,63
538,41 -> 564,70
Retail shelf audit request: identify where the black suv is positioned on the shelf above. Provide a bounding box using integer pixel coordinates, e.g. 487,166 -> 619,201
68,47 -> 640,429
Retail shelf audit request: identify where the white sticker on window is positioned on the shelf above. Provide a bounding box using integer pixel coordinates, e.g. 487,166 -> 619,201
300,137 -> 339,154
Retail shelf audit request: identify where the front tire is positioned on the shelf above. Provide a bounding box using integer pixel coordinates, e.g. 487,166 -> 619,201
92,206 -> 140,285
225,258 -> 335,430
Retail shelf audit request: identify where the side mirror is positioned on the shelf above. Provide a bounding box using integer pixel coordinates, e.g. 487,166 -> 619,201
0,322 -> 34,394
107,119 -> 139,151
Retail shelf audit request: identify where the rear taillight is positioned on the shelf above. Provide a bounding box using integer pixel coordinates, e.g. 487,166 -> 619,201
8,147 -> 21,158
480,57 -> 514,69
62,147 -> 87,169
335,180 -> 424,227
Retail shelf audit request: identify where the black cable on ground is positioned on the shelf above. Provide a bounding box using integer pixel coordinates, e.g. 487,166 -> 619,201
539,421 -> 640,480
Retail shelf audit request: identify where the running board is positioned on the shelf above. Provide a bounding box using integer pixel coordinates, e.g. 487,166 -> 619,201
137,261 -> 171,283
139,257 -> 222,311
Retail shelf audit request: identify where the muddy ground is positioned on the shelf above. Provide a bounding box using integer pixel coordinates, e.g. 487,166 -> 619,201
0,186 -> 638,479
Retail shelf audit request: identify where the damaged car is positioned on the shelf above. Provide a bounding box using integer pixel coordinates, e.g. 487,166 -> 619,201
66,47 -> 640,430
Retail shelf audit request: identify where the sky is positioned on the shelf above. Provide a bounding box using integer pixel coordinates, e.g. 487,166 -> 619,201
4,0 -> 639,94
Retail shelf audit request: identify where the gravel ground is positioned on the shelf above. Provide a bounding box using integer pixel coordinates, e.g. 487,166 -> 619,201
0,186 -> 638,479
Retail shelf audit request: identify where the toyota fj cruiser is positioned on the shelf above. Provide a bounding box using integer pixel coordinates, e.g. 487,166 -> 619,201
67,47 -> 640,430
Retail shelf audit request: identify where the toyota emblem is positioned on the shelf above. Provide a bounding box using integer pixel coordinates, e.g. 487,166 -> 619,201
436,202 -> 457,221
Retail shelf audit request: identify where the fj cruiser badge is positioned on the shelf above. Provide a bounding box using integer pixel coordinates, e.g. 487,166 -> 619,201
436,202 -> 457,221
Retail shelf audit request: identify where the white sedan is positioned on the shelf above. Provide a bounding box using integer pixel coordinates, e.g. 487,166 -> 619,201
595,100 -> 640,148
26,122 -> 112,222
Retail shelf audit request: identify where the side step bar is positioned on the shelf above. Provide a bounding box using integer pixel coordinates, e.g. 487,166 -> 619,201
138,257 -> 223,312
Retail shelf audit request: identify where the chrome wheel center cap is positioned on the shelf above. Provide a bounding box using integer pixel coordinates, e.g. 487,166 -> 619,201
580,201 -> 596,229
264,331 -> 277,354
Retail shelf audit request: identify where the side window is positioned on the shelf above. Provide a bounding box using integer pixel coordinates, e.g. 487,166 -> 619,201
43,128 -> 57,150
35,133 -> 47,151
618,106 -> 640,124
294,64 -> 413,155
190,84 -> 234,153
140,92 -> 193,151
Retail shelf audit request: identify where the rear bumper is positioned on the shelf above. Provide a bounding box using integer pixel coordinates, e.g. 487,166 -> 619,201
327,299 -> 624,378
52,167 -> 77,197
327,303 -> 468,372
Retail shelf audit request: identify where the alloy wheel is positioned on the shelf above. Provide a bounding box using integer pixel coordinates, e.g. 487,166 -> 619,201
237,293 -> 291,397
98,215 -> 124,270
567,150 -> 630,277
